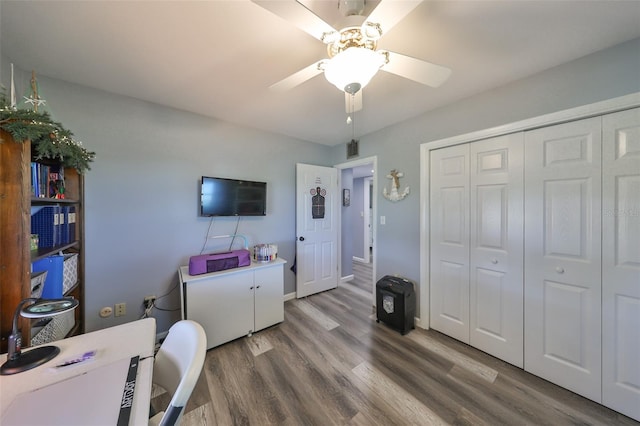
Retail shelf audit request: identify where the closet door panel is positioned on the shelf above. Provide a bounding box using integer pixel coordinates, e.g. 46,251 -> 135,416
470,134 -> 524,367
602,107 -> 640,420
524,117 -> 602,402
430,144 -> 470,342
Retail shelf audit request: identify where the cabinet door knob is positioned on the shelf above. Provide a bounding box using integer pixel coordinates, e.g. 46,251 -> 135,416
250,286 -> 254,290
298,236 -> 305,241
556,267 -> 565,274
491,258 -> 498,264
256,285 -> 261,289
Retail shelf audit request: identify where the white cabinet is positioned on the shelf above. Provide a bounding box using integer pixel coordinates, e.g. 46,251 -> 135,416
430,133 -> 524,367
254,263 -> 287,331
178,259 -> 286,349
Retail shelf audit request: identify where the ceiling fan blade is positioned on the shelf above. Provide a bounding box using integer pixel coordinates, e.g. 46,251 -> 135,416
380,51 -> 451,88
251,0 -> 336,41
269,61 -> 324,91
345,91 -> 363,113
365,0 -> 422,36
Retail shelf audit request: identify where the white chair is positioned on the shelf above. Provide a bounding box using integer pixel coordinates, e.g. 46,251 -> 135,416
149,320 -> 207,426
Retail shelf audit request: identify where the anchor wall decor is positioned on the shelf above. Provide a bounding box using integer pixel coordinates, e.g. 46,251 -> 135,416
383,169 -> 410,202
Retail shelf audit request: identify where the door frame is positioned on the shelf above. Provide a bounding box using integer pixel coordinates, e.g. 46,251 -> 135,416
419,92 -> 640,330
363,176 -> 373,264
334,156 -> 378,300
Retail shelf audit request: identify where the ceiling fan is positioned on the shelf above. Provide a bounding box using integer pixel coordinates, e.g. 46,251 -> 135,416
251,0 -> 451,113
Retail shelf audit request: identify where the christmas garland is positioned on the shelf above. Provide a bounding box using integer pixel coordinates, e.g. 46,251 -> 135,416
0,91 -> 95,173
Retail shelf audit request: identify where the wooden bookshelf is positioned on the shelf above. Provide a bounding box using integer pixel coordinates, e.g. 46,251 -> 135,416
0,130 -> 84,353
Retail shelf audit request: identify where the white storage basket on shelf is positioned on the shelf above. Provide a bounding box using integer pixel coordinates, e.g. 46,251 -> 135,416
62,253 -> 78,293
30,310 -> 75,346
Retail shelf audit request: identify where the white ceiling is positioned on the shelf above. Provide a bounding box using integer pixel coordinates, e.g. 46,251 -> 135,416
2,1 -> 639,146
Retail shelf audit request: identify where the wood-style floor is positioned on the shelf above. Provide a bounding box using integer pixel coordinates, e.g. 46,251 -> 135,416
152,260 -> 638,425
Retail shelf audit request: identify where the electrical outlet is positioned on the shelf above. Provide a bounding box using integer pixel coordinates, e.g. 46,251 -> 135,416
99,306 -> 113,318
143,295 -> 156,309
114,303 -> 126,317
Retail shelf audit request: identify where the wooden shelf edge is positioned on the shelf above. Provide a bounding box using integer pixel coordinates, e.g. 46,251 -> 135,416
31,242 -> 80,262
31,197 -> 80,205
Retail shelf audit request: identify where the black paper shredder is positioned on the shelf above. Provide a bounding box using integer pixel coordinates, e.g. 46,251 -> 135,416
376,275 -> 416,335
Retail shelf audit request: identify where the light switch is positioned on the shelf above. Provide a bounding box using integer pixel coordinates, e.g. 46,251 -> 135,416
380,216 -> 386,225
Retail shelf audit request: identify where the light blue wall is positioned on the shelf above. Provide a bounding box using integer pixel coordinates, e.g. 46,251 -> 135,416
330,37 -> 640,317
4,67 -> 333,334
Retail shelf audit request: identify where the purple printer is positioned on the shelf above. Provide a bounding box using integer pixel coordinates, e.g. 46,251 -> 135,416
188,249 -> 251,275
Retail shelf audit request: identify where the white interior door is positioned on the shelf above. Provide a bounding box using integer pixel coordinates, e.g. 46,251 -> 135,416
430,144 -> 470,343
524,117 -> 602,402
296,163 -> 338,298
602,107 -> 640,420
469,134 -> 524,368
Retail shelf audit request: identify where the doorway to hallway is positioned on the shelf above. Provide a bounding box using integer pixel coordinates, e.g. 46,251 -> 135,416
335,156 -> 377,303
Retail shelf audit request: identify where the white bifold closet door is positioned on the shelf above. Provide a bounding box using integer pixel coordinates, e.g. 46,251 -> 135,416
430,143 -> 470,342
430,134 -> 524,366
469,135 -> 524,367
602,108 -> 640,420
524,117 -> 603,403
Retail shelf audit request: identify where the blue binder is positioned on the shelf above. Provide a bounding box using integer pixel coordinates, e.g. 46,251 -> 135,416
61,205 -> 76,244
32,255 -> 64,299
68,206 -> 76,243
31,206 -> 60,249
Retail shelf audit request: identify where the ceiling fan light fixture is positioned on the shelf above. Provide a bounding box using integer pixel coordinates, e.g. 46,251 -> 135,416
321,30 -> 340,45
361,21 -> 382,41
323,47 -> 385,93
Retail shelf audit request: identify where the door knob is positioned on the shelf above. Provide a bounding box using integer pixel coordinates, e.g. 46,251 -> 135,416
299,236 -> 305,241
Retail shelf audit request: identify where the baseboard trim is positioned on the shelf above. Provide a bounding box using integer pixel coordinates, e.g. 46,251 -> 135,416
284,292 -> 296,301
341,274 -> 354,284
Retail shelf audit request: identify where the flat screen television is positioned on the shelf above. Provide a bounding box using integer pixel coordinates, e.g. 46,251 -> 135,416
200,176 -> 266,217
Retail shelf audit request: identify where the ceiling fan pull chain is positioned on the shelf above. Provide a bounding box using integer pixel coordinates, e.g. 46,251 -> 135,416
351,93 -> 356,141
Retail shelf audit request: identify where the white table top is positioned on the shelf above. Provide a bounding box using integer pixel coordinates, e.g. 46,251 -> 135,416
179,258 -> 287,283
0,318 -> 156,426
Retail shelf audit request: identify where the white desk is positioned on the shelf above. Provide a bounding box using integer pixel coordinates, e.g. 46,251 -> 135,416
0,318 -> 156,426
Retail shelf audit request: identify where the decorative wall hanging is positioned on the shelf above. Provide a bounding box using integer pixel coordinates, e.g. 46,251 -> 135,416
310,186 -> 326,218
383,169 -> 410,202
342,188 -> 351,206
